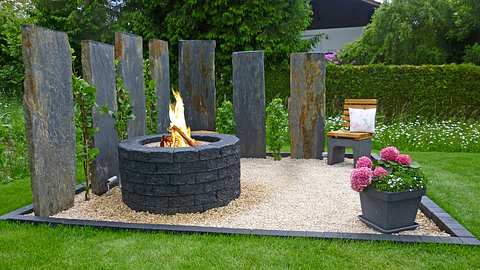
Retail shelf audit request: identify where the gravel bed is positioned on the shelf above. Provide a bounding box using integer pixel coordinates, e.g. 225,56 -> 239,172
54,158 -> 448,236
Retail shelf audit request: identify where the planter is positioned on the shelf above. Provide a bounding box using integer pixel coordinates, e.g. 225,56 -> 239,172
358,187 -> 426,234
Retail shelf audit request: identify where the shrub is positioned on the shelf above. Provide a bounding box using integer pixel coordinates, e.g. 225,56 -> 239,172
265,66 -> 289,103
326,64 -> 480,120
0,3 -> 33,96
266,98 -> 289,160
72,76 -> 99,200
144,60 -> 158,134
464,43 -> 480,65
215,100 -> 234,134
0,98 -> 28,183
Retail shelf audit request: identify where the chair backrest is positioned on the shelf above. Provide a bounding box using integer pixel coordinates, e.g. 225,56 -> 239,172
342,99 -> 378,129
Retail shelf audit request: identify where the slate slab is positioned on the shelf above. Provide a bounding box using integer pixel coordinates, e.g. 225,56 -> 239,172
149,39 -> 170,133
232,51 -> 266,158
115,32 -> 146,138
22,25 -> 76,216
289,53 -> 326,159
81,40 -> 120,195
178,40 -> 216,131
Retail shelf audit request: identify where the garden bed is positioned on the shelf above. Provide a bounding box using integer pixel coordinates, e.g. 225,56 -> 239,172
54,158 -> 446,236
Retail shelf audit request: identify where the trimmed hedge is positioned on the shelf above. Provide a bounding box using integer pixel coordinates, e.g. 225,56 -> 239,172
326,64 -> 480,120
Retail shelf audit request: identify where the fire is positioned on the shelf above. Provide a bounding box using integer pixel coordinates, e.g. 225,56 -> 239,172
160,90 -> 198,147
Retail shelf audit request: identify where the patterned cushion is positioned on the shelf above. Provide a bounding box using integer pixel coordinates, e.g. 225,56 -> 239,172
349,108 -> 376,133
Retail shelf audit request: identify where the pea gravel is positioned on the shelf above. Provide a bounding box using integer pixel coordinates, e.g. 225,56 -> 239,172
54,158 -> 448,236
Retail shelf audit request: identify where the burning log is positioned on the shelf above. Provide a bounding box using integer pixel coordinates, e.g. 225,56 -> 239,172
171,125 -> 202,147
153,90 -> 208,148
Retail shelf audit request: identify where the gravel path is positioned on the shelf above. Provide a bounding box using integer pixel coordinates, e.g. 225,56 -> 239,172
55,158 -> 448,236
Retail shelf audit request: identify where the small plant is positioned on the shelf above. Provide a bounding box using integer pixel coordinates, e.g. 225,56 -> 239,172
114,60 -> 135,140
144,59 -> 158,134
351,146 -> 427,193
72,75 -> 99,200
266,98 -> 289,160
215,100 -> 234,134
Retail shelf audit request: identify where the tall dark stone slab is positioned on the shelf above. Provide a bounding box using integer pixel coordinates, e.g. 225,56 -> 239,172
81,41 -> 119,195
115,32 -> 146,138
22,25 -> 76,216
149,39 -> 170,133
289,53 -> 326,159
178,40 -> 216,131
232,51 -> 266,158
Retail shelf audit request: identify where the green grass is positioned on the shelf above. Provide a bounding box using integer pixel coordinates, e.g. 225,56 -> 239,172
0,178 -> 31,214
1,152 -> 479,269
0,222 -> 479,270
411,152 -> 480,237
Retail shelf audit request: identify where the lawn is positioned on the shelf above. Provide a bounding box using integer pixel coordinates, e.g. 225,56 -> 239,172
0,152 -> 479,269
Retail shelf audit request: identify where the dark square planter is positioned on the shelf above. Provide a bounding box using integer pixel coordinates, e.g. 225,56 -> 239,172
358,187 -> 426,234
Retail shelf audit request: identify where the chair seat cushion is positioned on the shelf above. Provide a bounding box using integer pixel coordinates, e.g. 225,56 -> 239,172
327,130 -> 372,140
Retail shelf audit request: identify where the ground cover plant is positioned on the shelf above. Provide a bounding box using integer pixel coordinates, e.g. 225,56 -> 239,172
325,115 -> 480,153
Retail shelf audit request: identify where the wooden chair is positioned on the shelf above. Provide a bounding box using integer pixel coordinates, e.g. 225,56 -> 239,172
327,99 -> 377,167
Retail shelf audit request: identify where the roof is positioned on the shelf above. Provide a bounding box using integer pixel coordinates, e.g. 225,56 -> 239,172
308,0 -> 380,30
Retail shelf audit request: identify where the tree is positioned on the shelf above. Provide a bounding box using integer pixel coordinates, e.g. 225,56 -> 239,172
118,0 -> 313,101
339,0 -> 452,65
448,0 -> 480,42
32,0 -> 118,71
0,1 -> 34,96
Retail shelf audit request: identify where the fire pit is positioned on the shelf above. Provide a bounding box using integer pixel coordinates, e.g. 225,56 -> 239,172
118,91 -> 240,214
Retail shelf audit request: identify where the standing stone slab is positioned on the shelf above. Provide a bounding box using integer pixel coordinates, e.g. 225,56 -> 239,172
22,25 -> 76,216
289,53 -> 326,159
81,41 -> 119,195
232,51 -> 266,158
178,40 -> 216,131
149,39 -> 170,133
115,32 -> 146,138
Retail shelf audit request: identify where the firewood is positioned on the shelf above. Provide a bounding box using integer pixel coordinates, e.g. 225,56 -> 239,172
171,125 -> 201,147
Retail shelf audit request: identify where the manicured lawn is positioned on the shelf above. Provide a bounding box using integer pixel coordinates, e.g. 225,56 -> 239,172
0,152 -> 479,269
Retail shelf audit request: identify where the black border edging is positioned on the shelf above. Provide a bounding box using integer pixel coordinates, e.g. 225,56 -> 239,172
1,158 -> 479,246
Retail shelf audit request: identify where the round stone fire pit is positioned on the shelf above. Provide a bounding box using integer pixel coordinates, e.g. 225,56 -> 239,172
118,133 -> 240,214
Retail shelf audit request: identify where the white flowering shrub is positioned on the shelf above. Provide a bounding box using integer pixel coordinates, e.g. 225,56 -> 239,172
325,116 -> 480,152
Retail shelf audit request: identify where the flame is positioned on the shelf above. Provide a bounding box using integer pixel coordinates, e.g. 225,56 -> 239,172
167,90 -> 194,147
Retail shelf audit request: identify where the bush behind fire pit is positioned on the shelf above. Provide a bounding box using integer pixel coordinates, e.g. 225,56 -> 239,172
118,133 -> 240,214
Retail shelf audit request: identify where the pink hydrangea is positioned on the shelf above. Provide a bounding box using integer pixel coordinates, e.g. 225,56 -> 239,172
350,167 -> 373,192
396,154 -> 412,165
380,146 -> 400,161
356,156 -> 373,168
373,166 -> 388,178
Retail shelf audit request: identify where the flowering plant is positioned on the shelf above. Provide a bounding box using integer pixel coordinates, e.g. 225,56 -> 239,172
350,146 -> 427,192
324,51 -> 341,64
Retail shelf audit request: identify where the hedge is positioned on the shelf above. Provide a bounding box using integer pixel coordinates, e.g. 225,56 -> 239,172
326,64 -> 480,120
